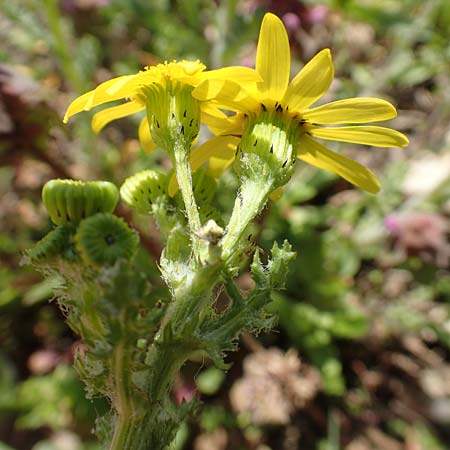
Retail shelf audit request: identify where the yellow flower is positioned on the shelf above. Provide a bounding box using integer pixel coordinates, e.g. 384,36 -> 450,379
63,60 -> 259,153
192,13 -> 409,193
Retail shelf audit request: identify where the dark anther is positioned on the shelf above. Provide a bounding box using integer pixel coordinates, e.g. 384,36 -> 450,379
148,199 -> 152,205
292,159 -> 297,165
181,125 -> 185,135
183,110 -> 187,118
261,103 -> 267,111
171,113 -> 175,119
157,184 -> 161,190
299,119 -> 306,124
66,213 -> 71,221
282,159 -> 288,168
247,234 -> 252,241
253,139 -> 258,146
155,119 -> 160,128
276,104 -> 283,112
270,145 -> 273,153
285,105 -> 289,111
189,118 -> 194,127
140,189 -> 144,194
148,188 -> 152,193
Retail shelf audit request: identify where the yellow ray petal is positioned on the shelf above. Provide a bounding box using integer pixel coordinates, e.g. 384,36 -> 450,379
208,137 -> 239,177
256,13 -> 290,101
91,102 -> 144,133
85,75 -> 137,110
63,91 -> 94,123
63,75 -> 136,122
309,126 -> 409,148
201,107 -> 244,136
190,135 -> 240,171
298,134 -> 380,193
138,117 -> 157,152
198,66 -> 262,84
283,49 -> 334,113
168,136 -> 240,196
193,79 -> 259,112
208,154 -> 236,178
302,98 -> 397,124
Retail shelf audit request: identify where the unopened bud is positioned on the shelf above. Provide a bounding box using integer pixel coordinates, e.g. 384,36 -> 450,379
42,180 -> 118,225
120,170 -> 169,214
75,213 -> 139,266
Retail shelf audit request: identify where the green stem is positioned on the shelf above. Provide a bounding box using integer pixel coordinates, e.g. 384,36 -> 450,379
221,178 -> 273,261
168,262 -> 223,335
109,310 -> 144,450
172,140 -> 202,241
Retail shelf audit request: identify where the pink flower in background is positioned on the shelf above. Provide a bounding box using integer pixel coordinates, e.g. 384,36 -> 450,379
385,213 -> 450,267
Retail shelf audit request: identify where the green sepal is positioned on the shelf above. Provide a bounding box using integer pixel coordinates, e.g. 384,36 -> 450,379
234,111 -> 300,190
138,81 -> 200,151
42,179 -> 118,225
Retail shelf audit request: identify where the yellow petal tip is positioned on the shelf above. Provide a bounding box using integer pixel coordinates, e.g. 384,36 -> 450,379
399,134 -> 409,147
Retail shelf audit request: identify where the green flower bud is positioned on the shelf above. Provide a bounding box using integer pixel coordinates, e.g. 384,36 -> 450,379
199,205 -> 224,227
42,180 -> 119,225
234,110 -> 300,190
27,224 -> 78,262
75,213 -> 139,266
120,170 -> 168,214
138,81 -> 200,152
192,168 -> 217,205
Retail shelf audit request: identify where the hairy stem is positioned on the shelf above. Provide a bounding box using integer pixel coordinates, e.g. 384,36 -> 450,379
172,141 -> 201,244
221,177 -> 273,261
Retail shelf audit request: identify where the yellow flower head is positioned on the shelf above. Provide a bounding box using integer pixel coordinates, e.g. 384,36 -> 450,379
64,60 -> 259,153
192,13 -> 409,193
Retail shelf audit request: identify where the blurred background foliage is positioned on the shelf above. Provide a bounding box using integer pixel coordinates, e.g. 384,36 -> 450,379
0,0 -> 449,449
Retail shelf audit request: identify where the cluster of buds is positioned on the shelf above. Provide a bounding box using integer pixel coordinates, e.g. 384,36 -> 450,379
30,180 -> 138,267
